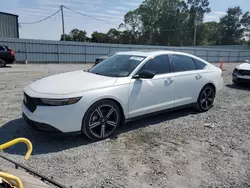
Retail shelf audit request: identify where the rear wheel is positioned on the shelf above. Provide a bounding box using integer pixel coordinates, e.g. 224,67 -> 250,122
195,85 -> 215,112
82,100 -> 121,140
0,59 -> 6,67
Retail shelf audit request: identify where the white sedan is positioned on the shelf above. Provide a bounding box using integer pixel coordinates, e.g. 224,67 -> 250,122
232,60 -> 250,84
22,51 -> 224,140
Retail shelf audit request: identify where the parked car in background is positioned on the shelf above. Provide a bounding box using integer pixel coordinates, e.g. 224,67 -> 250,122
22,50 -> 223,140
94,52 -> 117,65
0,45 -> 15,67
232,60 -> 250,84
95,55 -> 108,65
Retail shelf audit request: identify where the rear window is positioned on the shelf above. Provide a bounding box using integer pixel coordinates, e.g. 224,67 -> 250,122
0,46 -> 5,51
193,58 -> 207,70
172,55 -> 197,72
3,46 -> 11,50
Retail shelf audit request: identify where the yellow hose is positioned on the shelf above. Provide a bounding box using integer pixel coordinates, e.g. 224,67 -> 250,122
0,138 -> 33,160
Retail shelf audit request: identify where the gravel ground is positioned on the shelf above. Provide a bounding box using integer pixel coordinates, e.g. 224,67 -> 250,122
0,63 -> 250,188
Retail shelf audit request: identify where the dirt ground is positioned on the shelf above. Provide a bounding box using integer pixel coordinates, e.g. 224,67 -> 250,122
0,63 -> 250,188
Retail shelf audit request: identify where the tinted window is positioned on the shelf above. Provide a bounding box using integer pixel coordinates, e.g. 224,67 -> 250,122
138,55 -> 170,75
172,55 -> 196,72
193,58 -> 207,70
0,46 -> 5,51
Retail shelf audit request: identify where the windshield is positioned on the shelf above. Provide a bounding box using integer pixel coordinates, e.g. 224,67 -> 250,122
88,54 -> 146,77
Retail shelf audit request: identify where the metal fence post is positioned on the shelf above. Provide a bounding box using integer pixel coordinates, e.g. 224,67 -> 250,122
218,51 -> 221,63
237,51 -> 241,62
109,45 -> 111,54
206,50 -> 209,61
228,51 -> 231,62
85,44 -> 87,63
57,44 -> 60,64
25,42 -> 28,61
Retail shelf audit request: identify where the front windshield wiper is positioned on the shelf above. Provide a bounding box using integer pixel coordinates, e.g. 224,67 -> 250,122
90,72 -> 123,77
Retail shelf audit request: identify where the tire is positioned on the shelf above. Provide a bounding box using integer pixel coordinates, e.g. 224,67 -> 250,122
82,100 -> 121,140
233,80 -> 238,85
195,85 -> 215,112
0,59 -> 6,67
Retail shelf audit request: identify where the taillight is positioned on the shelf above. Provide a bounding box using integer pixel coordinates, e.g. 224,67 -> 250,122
10,50 -> 14,56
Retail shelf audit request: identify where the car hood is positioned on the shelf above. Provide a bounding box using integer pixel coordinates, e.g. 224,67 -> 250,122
28,70 -> 118,95
236,63 -> 250,70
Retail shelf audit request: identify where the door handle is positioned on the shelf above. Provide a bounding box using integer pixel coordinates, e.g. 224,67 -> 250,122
165,78 -> 174,83
195,74 -> 202,80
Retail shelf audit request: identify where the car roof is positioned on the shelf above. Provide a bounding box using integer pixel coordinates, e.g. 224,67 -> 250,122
116,50 -> 195,58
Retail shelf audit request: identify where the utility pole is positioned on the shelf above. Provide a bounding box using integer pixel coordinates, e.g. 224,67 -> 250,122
193,10 -> 197,46
60,5 -> 65,41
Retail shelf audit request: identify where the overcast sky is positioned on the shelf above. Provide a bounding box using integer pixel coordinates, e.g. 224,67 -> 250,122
0,0 -> 249,40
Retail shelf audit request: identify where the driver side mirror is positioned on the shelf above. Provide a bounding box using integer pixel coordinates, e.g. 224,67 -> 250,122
132,70 -> 155,79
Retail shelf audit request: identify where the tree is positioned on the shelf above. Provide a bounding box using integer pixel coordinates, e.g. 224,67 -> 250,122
91,31 -> 109,43
119,0 -> 211,46
59,2 -> 250,46
69,29 -> 87,42
60,34 -> 73,41
60,29 -> 87,42
107,29 -> 122,43
198,21 -> 221,45
219,6 -> 246,44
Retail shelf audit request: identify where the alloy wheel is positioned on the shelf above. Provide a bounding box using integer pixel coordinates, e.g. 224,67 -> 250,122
200,87 -> 215,110
88,105 -> 119,139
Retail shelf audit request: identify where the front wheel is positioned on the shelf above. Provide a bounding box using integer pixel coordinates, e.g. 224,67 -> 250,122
195,85 -> 215,112
82,100 -> 121,140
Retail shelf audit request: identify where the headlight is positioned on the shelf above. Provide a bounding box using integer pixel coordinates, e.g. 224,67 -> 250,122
233,68 -> 238,74
40,97 -> 82,106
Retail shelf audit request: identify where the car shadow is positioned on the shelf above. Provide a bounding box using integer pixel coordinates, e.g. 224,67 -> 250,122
226,83 -> 250,91
0,65 -> 12,68
0,108 -> 198,156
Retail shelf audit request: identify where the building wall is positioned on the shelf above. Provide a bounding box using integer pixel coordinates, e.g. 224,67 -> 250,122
0,13 -> 19,38
0,37 -> 249,63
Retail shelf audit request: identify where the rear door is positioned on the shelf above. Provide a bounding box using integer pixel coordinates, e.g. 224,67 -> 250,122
170,54 -> 206,107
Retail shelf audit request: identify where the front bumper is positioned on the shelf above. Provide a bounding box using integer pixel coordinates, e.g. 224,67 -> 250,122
22,113 -> 62,133
22,100 -> 88,133
232,74 -> 250,83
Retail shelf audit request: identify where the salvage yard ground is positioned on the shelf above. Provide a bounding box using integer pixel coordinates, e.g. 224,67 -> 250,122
0,63 -> 250,188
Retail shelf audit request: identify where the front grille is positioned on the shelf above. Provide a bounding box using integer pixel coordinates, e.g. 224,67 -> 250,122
24,93 -> 39,112
238,70 -> 250,76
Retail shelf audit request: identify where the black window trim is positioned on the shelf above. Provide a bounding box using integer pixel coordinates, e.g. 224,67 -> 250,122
135,54 -> 172,76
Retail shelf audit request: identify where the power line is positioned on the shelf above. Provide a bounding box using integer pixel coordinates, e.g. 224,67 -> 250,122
63,5 -> 117,26
19,9 -> 60,25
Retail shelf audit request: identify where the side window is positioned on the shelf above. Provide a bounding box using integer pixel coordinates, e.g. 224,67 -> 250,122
138,55 -> 170,75
193,58 -> 207,70
172,55 -> 197,72
0,46 -> 5,51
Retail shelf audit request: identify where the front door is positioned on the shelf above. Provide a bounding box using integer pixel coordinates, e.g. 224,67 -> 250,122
128,54 -> 175,118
